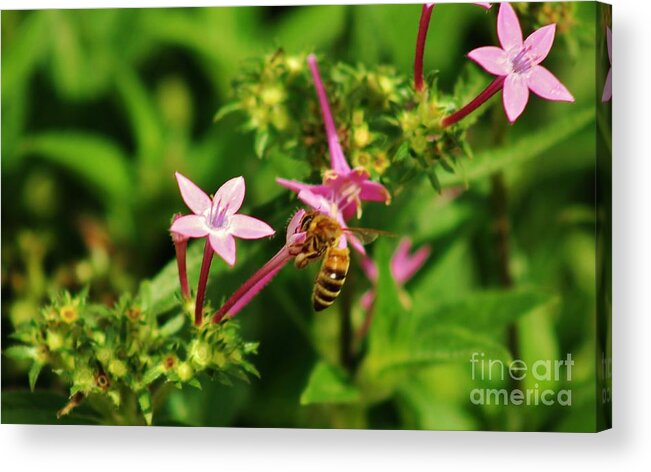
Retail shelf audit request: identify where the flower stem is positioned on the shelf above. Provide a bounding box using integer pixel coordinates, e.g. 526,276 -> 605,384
173,238 -> 190,299
414,4 -> 435,93
213,246 -> 293,323
307,54 -> 349,174
194,240 -> 214,326
441,76 -> 505,127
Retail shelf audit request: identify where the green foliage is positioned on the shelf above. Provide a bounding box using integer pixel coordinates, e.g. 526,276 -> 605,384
300,362 -> 360,405
5,289 -> 258,425
2,4 -> 601,431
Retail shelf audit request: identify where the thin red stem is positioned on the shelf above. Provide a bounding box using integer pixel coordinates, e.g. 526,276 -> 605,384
414,4 -> 435,92
441,76 -> 505,128
212,246 -> 293,323
194,240 -> 214,326
173,239 -> 190,299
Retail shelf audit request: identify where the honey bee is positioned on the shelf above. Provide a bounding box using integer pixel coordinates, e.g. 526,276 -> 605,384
294,211 -> 393,311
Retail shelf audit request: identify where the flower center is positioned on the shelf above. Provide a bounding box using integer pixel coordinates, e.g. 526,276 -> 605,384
209,200 -> 230,229
510,48 -> 534,75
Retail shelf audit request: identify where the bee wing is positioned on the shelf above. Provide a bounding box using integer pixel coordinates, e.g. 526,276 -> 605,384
341,227 -> 398,245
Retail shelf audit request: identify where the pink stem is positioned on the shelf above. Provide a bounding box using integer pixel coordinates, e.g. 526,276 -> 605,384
307,54 -> 351,175
194,240 -> 214,326
441,76 -> 505,128
414,4 -> 435,93
212,246 -> 294,323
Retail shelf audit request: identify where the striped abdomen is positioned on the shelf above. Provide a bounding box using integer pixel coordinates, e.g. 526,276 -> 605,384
312,247 -> 350,312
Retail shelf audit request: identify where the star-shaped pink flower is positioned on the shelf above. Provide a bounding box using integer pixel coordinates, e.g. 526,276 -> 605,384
467,3 -> 574,123
602,27 -> 612,102
170,172 -> 275,267
276,54 -> 391,221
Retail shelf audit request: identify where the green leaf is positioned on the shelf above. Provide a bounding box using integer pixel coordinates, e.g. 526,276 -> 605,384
393,141 -> 410,163
214,102 -> 242,122
370,324 -> 512,376
1,391 -> 101,425
3,345 -> 36,361
159,313 -> 186,337
440,108 -> 595,188
300,362 -> 361,405
137,390 -> 153,426
254,130 -> 269,158
19,131 -> 132,204
412,288 -> 556,333
28,363 -> 43,392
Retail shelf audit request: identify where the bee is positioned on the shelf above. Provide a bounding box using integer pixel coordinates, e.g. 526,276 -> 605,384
294,211 -> 393,312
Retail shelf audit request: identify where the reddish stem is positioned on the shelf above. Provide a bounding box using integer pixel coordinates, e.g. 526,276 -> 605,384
212,246 -> 293,323
414,4 -> 435,92
173,239 -> 190,299
441,76 -> 505,128
194,240 -> 214,326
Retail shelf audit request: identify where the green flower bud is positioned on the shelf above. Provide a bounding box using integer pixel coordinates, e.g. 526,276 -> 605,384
46,331 -> 65,352
96,347 -> 113,365
176,362 -> 193,382
261,85 -> 285,107
108,359 -> 127,379
189,340 -> 211,368
212,350 -> 227,369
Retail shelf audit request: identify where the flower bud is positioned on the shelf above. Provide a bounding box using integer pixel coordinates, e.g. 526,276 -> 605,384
108,359 -> 127,379
176,362 -> 193,382
46,331 -> 65,352
188,340 -> 211,368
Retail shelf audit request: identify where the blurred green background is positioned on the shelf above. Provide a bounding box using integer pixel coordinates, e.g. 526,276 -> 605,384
2,3 -> 606,431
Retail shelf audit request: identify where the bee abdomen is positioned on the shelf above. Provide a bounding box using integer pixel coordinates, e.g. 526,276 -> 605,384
313,248 -> 349,312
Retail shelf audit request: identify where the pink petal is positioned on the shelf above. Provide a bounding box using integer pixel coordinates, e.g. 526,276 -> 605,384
503,74 -> 530,123
527,65 -> 575,102
607,27 -> 612,64
307,54 -> 352,175
276,178 -> 330,198
229,214 -> 275,240
286,209 -> 307,243
497,3 -> 523,52
209,233 -> 236,267
169,214 -> 209,238
360,256 -> 379,283
345,233 -> 366,256
213,176 -> 245,216
468,46 -> 511,76
391,241 -> 431,284
523,24 -> 556,65
602,68 -> 612,102
175,172 -> 211,215
359,180 -> 391,204
297,189 -> 334,215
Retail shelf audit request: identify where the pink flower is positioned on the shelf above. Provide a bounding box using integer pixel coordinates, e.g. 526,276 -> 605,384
602,27 -> 612,102
171,172 -> 274,267
170,172 -> 274,325
463,3 -> 574,123
276,54 -> 390,222
213,209 -> 308,322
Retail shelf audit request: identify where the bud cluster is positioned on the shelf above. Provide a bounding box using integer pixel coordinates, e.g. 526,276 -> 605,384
219,51 -> 480,193
6,290 -> 258,424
